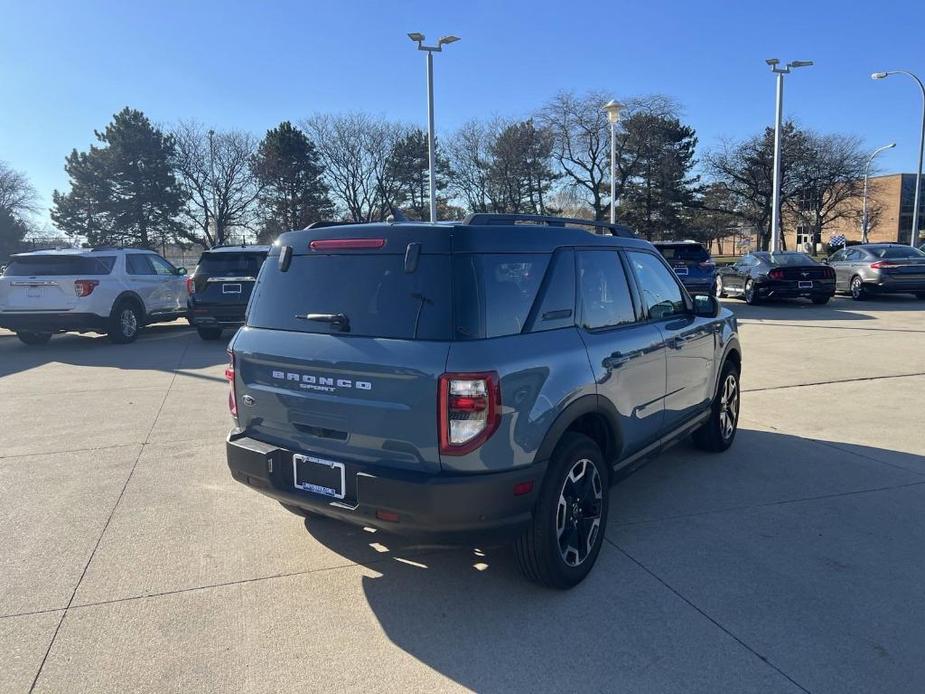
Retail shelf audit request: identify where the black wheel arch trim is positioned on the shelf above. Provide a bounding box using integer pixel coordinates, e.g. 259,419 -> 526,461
714,340 -> 742,398
534,394 -> 623,468
112,291 -> 148,320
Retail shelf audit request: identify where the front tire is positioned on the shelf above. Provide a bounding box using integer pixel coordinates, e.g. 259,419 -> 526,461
197,326 -> 223,341
514,433 -> 609,589
108,301 -> 143,344
693,360 -> 741,452
744,279 -> 761,305
16,331 -> 52,345
850,276 -> 867,301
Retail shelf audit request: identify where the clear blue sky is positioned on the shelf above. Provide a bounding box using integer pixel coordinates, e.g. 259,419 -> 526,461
2,0 -> 924,227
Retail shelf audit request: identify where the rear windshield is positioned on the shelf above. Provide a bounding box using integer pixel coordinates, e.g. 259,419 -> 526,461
3,255 -> 116,276
246,251 -> 553,341
766,253 -> 816,266
247,254 -> 452,340
195,252 -> 267,277
868,246 -> 925,259
656,244 -> 709,262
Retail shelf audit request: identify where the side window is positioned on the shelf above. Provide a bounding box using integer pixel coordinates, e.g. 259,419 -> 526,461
125,254 -> 155,275
829,250 -> 845,262
626,251 -> 687,321
576,250 -> 636,330
845,249 -> 862,261
148,254 -> 177,276
529,249 -> 575,332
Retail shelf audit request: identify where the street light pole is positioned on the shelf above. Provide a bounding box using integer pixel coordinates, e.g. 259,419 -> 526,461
872,70 -> 925,247
862,143 -> 896,243
766,58 -> 813,253
408,33 -> 460,223
602,100 -> 624,224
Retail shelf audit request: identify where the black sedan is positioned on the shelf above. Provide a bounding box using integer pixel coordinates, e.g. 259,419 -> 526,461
715,251 -> 836,305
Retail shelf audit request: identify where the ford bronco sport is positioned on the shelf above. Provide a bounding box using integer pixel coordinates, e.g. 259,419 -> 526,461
225,213 -> 741,588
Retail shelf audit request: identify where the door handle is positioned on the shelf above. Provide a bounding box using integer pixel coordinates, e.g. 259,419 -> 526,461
603,352 -> 630,369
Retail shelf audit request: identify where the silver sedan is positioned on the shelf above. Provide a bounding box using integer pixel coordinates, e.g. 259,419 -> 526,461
826,244 -> 925,300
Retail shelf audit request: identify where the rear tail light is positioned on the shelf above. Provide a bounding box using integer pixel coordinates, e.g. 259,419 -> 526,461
438,372 -> 501,455
870,260 -> 896,269
186,276 -> 195,294
698,261 -> 715,269
769,268 -> 784,280
310,238 -> 386,251
225,349 -> 237,418
73,279 -> 99,297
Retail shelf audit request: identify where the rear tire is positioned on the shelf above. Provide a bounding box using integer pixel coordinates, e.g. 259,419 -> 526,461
197,326 -> 223,341
715,276 -> 727,298
811,296 -> 830,305
744,279 -> 761,305
16,331 -> 52,345
693,359 -> 740,452
514,433 -> 609,589
108,301 -> 143,344
850,276 -> 867,301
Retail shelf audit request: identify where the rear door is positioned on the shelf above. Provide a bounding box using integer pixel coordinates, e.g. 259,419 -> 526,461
0,254 -> 113,312
575,249 -> 666,456
233,238 -> 452,474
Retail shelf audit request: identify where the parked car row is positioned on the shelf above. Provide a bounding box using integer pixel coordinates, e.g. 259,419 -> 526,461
650,240 -> 925,306
0,244 -> 269,345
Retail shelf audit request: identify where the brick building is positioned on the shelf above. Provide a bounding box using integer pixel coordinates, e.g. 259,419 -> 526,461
784,173 -> 925,250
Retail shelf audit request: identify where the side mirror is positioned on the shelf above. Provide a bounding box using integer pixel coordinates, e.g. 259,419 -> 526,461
176,266 -> 187,275
692,293 -> 720,318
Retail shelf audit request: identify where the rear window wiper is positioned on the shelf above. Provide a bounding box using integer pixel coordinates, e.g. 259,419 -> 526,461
295,312 -> 350,332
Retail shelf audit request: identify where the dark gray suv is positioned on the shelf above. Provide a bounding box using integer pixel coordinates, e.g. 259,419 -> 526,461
225,213 -> 742,588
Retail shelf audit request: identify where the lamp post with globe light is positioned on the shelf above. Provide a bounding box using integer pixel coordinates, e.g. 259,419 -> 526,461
603,100 -> 624,224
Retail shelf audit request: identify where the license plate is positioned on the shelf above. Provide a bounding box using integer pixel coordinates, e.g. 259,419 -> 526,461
673,266 -> 689,276
293,454 -> 345,499
798,281 -> 813,289
26,286 -> 43,298
222,283 -> 242,294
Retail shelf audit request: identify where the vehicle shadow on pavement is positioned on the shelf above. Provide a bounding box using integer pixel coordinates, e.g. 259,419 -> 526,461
299,427 -> 925,692
0,322 -> 229,382
722,293 -> 925,324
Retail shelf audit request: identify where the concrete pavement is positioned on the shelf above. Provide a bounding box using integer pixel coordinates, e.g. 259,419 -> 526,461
1,297 -> 924,693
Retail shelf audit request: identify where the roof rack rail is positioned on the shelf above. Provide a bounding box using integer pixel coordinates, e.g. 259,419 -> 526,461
462,213 -> 635,237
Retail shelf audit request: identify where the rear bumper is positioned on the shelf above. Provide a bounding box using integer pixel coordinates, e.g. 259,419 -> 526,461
0,311 -> 107,333
226,432 -> 545,542
187,300 -> 247,327
759,283 -> 835,299
680,278 -> 715,294
866,278 -> 925,294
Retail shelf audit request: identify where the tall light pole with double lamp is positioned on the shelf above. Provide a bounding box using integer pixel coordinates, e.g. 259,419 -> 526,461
872,70 -> 925,247
862,142 -> 896,243
408,32 -> 460,223
603,100 -> 624,224
766,58 -> 813,253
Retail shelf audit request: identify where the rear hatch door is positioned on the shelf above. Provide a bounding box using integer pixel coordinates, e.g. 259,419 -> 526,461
0,254 -> 115,311
657,244 -> 713,282
191,250 -> 267,307
233,228 -> 452,474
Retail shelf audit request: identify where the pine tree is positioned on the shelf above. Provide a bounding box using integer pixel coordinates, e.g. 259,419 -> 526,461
52,108 -> 185,248
252,122 -> 332,240
0,207 -> 29,262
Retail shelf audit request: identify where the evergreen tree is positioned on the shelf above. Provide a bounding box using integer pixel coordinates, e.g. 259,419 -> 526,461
383,129 -> 449,220
252,121 -> 332,240
619,113 -> 699,240
0,206 -> 29,262
51,108 -> 185,248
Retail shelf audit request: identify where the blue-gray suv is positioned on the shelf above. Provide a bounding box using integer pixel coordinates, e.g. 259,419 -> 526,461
225,213 -> 742,588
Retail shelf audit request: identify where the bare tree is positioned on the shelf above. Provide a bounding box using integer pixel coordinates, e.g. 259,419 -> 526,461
172,121 -> 261,247
787,133 -> 868,244
0,161 -> 39,218
445,118 -> 505,213
304,113 -> 404,222
537,91 -> 678,220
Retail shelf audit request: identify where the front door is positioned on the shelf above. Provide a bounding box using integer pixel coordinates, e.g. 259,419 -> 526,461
625,250 -> 716,431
